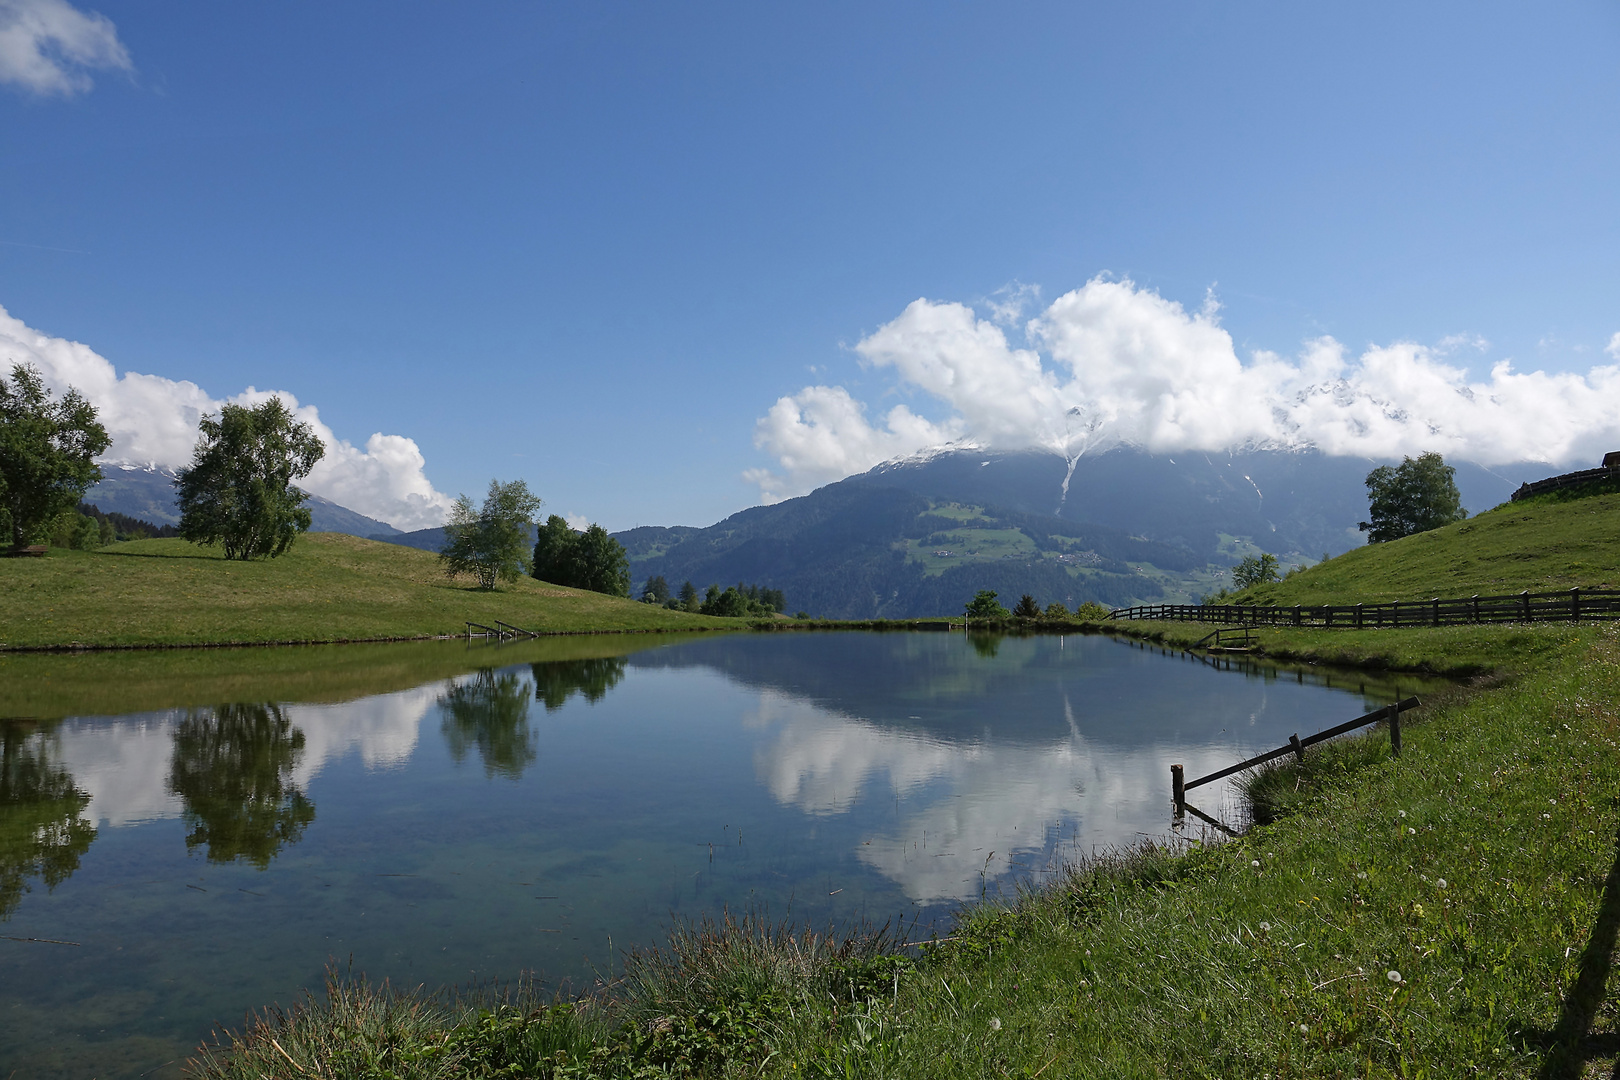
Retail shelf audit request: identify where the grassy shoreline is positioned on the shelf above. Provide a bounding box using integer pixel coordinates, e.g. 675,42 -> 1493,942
183,620 -> 1620,1078
0,534 -> 755,650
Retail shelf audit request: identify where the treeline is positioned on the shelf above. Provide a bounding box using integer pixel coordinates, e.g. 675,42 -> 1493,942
639,576 -> 790,618
532,514 -> 631,595
41,502 -> 179,550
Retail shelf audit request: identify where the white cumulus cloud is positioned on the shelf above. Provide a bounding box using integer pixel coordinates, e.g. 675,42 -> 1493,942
0,303 -> 454,530
0,0 -> 130,96
750,277 -> 1620,500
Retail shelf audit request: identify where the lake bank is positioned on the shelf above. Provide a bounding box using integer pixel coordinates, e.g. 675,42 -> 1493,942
0,534 -> 749,650
183,620 -> 1620,1079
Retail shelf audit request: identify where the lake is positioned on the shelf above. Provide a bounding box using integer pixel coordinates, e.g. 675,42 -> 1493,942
0,630 -> 1438,1077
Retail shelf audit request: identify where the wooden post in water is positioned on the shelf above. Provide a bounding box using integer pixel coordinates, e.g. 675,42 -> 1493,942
1388,702 -> 1402,758
1171,764 -> 1185,814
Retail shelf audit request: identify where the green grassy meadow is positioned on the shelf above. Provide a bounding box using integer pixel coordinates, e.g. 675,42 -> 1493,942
1231,490 -> 1620,606
183,496 -> 1620,1078
0,533 -> 747,649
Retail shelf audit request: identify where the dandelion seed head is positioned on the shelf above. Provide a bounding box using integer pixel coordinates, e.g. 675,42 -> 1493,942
1259,922 -> 1271,932
1299,1024 -> 1309,1035
989,1017 -> 1002,1031
1356,871 -> 1367,880
1387,969 -> 1403,983
1408,827 -> 1417,835
1399,810 -> 1407,818
1252,860 -> 1261,868
1437,878 -> 1447,889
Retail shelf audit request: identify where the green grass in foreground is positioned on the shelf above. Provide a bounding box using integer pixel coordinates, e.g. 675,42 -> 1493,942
1232,490 -> 1620,606
0,534 -> 750,648
188,621 -> 1620,1078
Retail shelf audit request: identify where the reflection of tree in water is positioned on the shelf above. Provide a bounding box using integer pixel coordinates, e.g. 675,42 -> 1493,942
968,632 -> 1004,659
168,704 -> 315,869
0,722 -> 97,920
532,657 -> 626,711
440,669 -> 535,779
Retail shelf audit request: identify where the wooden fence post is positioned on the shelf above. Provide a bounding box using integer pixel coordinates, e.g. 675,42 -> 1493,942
1521,590 -> 1531,621
1471,594 -> 1479,623
1171,764 -> 1185,814
1572,586 -> 1581,622
1355,602 -> 1363,629
1289,733 -> 1304,764
1389,703 -> 1402,758
1432,598 -> 1440,627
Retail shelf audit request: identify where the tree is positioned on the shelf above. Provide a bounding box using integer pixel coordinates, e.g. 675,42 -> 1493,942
1012,594 -> 1041,619
573,524 -> 631,596
965,589 -> 1010,620
441,479 -> 544,589
175,398 -> 324,560
678,580 -> 700,612
640,575 -> 670,605
1359,452 -> 1468,543
0,364 -> 111,551
1232,553 -> 1280,589
530,516 -> 630,596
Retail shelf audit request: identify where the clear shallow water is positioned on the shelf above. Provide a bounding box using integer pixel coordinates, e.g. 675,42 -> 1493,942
0,631 -> 1437,1077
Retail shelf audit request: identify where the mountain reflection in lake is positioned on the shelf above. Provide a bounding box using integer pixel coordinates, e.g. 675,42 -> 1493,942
0,631 -> 1440,1079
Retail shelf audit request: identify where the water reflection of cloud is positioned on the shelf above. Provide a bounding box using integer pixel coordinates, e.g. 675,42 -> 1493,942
750,691 -> 1268,904
53,686 -> 438,828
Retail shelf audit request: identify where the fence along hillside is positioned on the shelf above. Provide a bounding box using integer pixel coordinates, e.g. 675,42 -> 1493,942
1109,587 -> 1620,628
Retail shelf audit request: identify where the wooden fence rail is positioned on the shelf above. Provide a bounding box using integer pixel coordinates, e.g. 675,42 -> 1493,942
1172,696 -> 1420,814
1112,587 -> 1620,629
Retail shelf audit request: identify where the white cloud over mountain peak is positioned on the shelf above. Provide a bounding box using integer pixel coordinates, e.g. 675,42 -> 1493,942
750,277 -> 1620,502
0,304 -> 453,530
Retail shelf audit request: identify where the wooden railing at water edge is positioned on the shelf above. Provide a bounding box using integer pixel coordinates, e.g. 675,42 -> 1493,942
1109,587 -> 1620,629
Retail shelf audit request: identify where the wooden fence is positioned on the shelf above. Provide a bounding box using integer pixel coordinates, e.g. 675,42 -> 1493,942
1111,587 -> 1620,629
1172,696 -> 1420,815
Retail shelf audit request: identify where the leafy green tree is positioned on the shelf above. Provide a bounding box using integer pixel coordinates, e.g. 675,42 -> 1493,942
530,516 -> 630,596
168,704 -> 314,868
964,589 -> 1010,620
1012,594 -> 1041,619
1074,601 -> 1112,621
175,398 -> 324,560
573,524 -> 631,596
0,364 -> 111,551
678,580 -> 700,612
1232,553 -> 1280,589
1359,452 -> 1468,543
640,574 -> 670,605
442,479 -> 544,589
1044,601 -> 1070,619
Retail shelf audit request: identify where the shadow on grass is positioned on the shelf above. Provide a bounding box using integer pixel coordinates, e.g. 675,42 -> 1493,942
1517,825 -> 1620,1079
93,548 -> 223,561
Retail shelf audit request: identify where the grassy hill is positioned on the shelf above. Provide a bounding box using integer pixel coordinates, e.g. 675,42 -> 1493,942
1227,490 -> 1620,606
0,533 -> 746,649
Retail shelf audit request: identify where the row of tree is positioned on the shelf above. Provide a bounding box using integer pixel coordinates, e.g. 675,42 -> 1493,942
639,576 -> 788,616
964,590 -> 1112,621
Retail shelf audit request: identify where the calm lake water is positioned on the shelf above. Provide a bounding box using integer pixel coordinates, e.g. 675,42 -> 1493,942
0,630 -> 1438,1077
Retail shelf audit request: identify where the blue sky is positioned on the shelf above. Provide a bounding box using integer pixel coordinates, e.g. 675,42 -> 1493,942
2,2 -> 1618,530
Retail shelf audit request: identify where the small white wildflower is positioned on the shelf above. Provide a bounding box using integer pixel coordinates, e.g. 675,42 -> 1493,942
1252,860 -> 1261,868
1543,814 -> 1552,821
1398,810 -> 1407,818
1356,871 -> 1367,880
1549,799 -> 1557,805
1408,827 -> 1417,835
1298,1023 -> 1309,1035
1436,878 -> 1447,889
1259,922 -> 1271,932
1387,969 -> 1403,983
989,1017 -> 1002,1031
